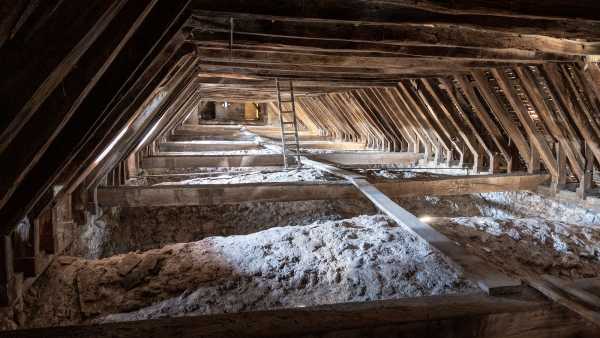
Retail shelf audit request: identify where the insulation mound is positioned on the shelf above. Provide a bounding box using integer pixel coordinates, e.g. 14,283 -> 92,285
84,199 -> 374,258
154,168 -> 337,185
431,216 -> 600,279
21,215 -> 478,328
479,191 -> 600,227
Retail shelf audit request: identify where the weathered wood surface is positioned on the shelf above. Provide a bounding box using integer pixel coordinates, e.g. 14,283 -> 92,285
160,141 -> 261,152
311,152 -> 422,166
527,276 -> 600,328
141,154 -> 288,168
2,293 -> 597,338
98,181 -> 356,207
97,173 -> 550,207
0,0 -> 192,235
378,173 -> 550,198
141,152 -> 423,169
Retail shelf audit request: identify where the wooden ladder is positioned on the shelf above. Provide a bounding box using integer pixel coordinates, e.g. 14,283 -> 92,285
276,78 -> 302,168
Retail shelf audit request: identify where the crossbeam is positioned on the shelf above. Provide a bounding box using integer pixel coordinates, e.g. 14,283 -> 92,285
97,173 -> 549,207
2,293 -> 594,338
160,141 -> 261,152
141,154 -> 287,168
141,152 -> 423,169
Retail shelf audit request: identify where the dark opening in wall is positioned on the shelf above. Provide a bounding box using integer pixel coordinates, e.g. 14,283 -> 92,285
200,102 -> 216,120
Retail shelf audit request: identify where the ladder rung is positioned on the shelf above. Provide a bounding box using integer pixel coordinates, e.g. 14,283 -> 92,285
282,121 -> 295,124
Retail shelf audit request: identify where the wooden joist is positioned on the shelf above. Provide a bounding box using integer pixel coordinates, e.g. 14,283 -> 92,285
311,152 -> 422,166
100,173 -> 548,206
96,173 -> 550,208
98,181 -> 355,207
141,154 -> 287,169
141,152 -> 422,169
2,293 -> 595,338
160,141 -> 261,152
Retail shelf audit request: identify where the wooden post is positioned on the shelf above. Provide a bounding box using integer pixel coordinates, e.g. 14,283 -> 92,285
38,208 -> 55,255
553,142 -> 567,193
13,218 -> 39,278
0,236 -> 14,305
577,143 -> 594,200
528,145 -> 541,174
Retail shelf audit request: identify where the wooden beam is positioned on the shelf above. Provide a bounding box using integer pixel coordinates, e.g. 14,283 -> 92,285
384,88 -> 428,154
454,74 -> 513,171
420,79 -> 474,167
526,276 -> 600,329
2,292 -> 595,338
54,23 -> 191,194
543,64 -> 600,167
98,181 -> 357,207
514,66 -> 585,179
439,78 -> 495,173
141,152 -> 421,169
193,44 -> 566,68
191,0 -> 600,31
0,0 -> 159,212
472,70 -> 532,169
81,55 -> 199,191
160,141 -> 261,152
0,1 -> 192,235
97,173 -> 550,207
395,83 -> 440,157
311,152 -> 422,166
192,36 -> 573,64
490,68 -> 559,178
189,9 -> 600,54
0,236 -> 15,305
142,154 -> 287,169
0,1 -> 125,153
